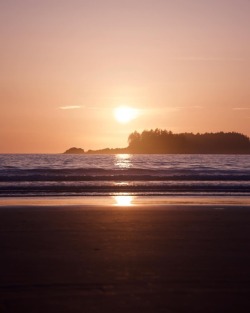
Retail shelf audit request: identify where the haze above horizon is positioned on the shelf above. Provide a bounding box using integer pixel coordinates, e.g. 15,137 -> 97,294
1,0 -> 250,153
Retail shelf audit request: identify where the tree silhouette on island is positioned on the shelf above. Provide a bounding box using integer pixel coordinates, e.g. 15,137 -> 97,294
64,147 -> 85,154
64,129 -> 250,154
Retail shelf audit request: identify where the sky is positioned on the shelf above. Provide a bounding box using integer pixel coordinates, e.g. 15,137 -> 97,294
1,0 -> 250,153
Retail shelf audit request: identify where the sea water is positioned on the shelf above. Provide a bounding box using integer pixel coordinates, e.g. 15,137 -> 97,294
0,154 -> 249,197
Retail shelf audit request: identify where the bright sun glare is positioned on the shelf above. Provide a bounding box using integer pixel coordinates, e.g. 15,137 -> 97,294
114,195 -> 134,206
114,106 -> 138,124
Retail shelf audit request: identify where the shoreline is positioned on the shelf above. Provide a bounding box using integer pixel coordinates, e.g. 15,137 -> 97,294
1,195 -> 250,208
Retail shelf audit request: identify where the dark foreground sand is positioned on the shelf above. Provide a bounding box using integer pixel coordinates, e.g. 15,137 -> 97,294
1,201 -> 250,312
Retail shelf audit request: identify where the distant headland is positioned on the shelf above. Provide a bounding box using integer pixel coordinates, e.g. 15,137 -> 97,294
64,129 -> 250,154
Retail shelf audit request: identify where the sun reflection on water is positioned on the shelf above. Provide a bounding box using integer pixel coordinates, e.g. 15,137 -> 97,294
115,154 -> 132,169
114,155 -> 134,206
113,195 -> 134,206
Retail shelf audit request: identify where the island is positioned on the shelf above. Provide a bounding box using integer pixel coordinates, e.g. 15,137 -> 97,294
64,147 -> 85,154
64,129 -> 250,154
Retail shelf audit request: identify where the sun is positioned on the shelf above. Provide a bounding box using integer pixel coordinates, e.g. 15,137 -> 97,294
114,106 -> 138,124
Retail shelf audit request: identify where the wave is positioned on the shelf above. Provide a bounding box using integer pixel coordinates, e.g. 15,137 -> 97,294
0,154 -> 249,197
0,168 -> 250,183
1,183 -> 250,197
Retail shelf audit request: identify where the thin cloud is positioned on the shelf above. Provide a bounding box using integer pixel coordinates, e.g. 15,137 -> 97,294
232,107 -> 250,111
166,106 -> 203,111
59,106 -> 82,110
170,57 -> 243,62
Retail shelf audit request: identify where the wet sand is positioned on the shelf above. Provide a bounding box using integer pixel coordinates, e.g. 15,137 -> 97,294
1,201 -> 250,312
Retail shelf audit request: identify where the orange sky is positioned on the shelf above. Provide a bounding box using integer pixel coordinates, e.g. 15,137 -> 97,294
1,0 -> 250,153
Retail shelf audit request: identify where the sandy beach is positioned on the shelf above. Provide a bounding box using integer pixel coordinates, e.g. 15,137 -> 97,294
1,198 -> 250,312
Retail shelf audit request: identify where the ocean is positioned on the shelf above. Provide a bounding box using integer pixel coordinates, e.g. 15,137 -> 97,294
0,154 -> 250,197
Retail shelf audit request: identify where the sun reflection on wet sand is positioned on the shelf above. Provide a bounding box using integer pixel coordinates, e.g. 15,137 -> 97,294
113,195 -> 134,206
115,154 -> 132,169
